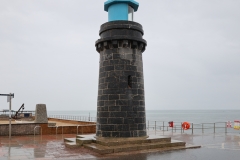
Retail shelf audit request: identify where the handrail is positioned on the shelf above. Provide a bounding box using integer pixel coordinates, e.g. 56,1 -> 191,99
56,126 -> 58,136
47,115 -> 236,134
55,126 -> 64,136
34,126 -> 42,137
77,125 -> 80,135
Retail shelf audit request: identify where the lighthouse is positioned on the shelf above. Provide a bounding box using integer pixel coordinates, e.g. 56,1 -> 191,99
95,0 -> 147,138
64,0 -> 194,154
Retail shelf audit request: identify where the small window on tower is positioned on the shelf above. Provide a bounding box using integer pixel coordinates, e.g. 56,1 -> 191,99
128,75 -> 132,88
128,6 -> 134,21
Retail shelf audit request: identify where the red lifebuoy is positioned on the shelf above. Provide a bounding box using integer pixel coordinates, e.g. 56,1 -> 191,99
182,122 -> 190,130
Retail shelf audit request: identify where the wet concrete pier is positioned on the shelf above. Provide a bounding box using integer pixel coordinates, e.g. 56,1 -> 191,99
0,132 -> 240,159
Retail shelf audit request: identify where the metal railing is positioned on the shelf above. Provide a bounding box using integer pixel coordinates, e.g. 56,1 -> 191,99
47,116 -> 238,134
0,110 -> 35,114
33,126 -> 42,143
55,126 -> 64,136
146,121 -> 238,134
34,126 -> 42,136
48,115 -> 96,122
77,125 -> 81,135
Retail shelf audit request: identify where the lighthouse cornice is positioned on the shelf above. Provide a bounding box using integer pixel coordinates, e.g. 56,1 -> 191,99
99,20 -> 144,35
95,21 -> 147,53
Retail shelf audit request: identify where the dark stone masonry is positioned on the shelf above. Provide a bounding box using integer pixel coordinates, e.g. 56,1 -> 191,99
95,21 -> 147,138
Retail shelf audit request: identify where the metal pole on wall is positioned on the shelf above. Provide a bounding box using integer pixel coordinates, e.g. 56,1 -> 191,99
0,93 -> 14,140
8,93 -> 12,140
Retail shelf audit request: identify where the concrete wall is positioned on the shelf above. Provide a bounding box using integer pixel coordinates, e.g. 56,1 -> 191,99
40,124 -> 96,135
0,120 -> 96,136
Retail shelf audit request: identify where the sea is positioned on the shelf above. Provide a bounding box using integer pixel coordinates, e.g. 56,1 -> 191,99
47,110 -> 240,124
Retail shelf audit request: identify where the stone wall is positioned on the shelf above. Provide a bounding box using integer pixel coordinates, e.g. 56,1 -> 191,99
0,123 -> 41,136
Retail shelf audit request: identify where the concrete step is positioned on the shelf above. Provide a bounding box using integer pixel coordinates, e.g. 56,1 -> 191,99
83,140 -> 186,155
107,144 -> 201,156
95,135 -> 171,147
64,134 -> 201,154
76,134 -> 96,139
65,142 -> 82,149
76,137 -> 95,145
185,144 -> 202,149
64,138 -> 76,143
84,143 -> 114,154
64,135 -> 96,148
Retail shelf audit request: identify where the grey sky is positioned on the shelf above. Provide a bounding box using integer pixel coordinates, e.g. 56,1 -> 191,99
0,0 -> 239,111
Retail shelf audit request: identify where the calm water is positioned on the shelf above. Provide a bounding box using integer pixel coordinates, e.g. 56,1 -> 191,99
48,110 -> 240,123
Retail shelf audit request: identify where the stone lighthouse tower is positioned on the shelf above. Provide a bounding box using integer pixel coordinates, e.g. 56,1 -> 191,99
96,0 -> 147,138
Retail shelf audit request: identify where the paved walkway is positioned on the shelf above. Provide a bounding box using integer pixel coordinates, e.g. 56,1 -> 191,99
0,132 -> 240,160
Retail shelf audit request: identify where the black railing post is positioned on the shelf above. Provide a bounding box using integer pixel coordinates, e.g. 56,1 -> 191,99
214,123 -> 215,133
192,123 -> 193,134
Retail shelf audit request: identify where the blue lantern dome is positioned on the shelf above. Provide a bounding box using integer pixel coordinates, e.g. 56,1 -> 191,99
104,0 -> 139,22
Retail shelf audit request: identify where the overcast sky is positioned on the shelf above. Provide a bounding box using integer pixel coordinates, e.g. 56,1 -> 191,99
0,0 -> 239,111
